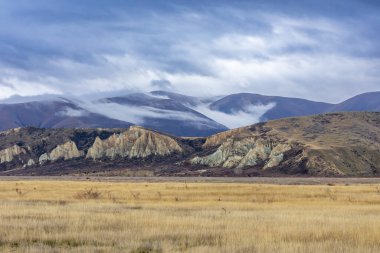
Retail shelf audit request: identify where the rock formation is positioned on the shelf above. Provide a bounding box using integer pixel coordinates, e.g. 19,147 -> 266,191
39,141 -> 84,164
0,112 -> 380,177
0,145 -> 26,164
26,159 -> 36,167
191,137 -> 292,169
86,126 -> 182,160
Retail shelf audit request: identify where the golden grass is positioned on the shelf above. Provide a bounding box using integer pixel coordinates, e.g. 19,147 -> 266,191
0,180 -> 379,252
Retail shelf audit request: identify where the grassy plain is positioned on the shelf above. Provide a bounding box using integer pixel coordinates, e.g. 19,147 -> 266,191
0,180 -> 379,252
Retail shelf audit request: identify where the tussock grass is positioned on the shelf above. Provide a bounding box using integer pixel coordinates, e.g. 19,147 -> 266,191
0,181 -> 379,252
73,188 -> 102,200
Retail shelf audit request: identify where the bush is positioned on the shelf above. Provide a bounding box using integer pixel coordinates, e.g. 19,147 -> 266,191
130,244 -> 162,253
74,188 -> 101,200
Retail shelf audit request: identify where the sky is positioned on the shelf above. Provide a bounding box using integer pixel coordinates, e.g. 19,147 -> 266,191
0,0 -> 380,103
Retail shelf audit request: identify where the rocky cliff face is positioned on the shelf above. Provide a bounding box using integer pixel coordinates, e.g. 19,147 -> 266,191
0,112 -> 380,177
191,137 -> 292,170
86,126 -> 182,160
201,128 -> 255,148
39,141 -> 84,164
190,112 -> 380,176
0,126 -> 183,169
0,145 -> 26,164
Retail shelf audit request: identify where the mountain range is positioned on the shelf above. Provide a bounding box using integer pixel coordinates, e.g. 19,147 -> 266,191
1,112 -> 380,177
0,91 -> 379,137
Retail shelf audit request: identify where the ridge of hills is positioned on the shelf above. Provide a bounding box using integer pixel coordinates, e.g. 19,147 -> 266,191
1,111 -> 380,177
0,91 -> 379,137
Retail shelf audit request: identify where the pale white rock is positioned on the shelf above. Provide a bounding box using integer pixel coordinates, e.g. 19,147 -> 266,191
39,153 -> 49,164
223,155 -> 244,168
0,145 -> 26,164
86,126 -> 182,160
264,153 -> 284,169
48,141 -> 84,161
264,143 -> 292,169
192,138 -> 292,170
39,141 -> 84,164
27,159 -> 35,167
192,138 -> 257,167
236,140 -> 273,168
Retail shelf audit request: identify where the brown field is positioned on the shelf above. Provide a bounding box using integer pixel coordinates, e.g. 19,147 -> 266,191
0,179 -> 380,252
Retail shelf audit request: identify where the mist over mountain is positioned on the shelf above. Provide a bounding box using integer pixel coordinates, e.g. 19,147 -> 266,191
0,91 -> 379,136
92,92 -> 228,136
0,98 -> 132,130
209,93 -> 333,121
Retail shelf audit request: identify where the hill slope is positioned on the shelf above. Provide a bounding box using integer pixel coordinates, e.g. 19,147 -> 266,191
97,92 -> 228,136
1,91 -> 380,137
193,112 -> 380,176
0,112 -> 380,176
329,92 -> 380,112
209,93 -> 333,121
0,99 -> 132,130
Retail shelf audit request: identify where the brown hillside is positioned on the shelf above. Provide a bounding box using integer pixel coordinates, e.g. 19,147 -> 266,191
1,112 -> 380,176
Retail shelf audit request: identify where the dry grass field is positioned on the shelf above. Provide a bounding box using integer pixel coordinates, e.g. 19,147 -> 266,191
0,180 -> 379,253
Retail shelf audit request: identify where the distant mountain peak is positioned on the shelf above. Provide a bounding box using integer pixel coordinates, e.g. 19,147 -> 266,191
0,91 -> 379,136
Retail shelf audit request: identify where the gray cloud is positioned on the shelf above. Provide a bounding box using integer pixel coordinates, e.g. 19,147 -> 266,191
193,103 -> 277,129
151,79 -> 173,91
0,1 -> 379,102
56,107 -> 88,117
78,101 -> 212,125
77,97 -> 276,129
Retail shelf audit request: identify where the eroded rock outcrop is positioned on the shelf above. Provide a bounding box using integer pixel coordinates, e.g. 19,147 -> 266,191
202,127 -> 254,148
39,141 -> 84,164
0,145 -> 26,164
26,159 -> 36,167
1,112 -> 380,177
264,143 -> 292,169
191,138 -> 291,169
86,126 -> 182,160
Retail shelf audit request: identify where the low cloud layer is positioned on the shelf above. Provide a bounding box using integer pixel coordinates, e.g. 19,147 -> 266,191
194,103 -> 276,129
56,107 -> 88,118
76,96 -> 276,129
0,1 -> 379,102
79,101 -> 214,126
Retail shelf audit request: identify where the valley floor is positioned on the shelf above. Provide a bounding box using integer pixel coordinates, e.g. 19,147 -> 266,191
0,179 -> 379,252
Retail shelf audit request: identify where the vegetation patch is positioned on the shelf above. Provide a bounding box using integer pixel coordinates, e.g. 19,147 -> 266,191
73,188 -> 102,199
130,244 -> 162,253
